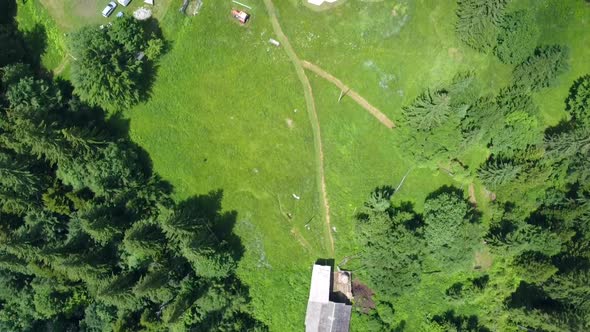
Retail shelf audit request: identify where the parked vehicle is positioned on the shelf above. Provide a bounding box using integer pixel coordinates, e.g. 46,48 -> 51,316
102,2 -> 117,17
118,0 -> 132,6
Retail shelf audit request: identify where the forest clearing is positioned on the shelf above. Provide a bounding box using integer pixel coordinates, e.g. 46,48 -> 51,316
1,0 -> 589,331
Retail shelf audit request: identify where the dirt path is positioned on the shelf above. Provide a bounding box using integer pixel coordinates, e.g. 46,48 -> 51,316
468,183 -> 477,206
302,60 -> 396,129
263,0 -> 335,255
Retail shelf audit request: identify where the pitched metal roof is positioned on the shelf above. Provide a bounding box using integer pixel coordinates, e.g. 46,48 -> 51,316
305,264 -> 352,332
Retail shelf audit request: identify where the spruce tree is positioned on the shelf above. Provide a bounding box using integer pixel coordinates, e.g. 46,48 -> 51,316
514,45 -> 570,91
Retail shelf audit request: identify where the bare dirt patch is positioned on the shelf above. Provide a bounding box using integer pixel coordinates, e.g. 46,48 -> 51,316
483,187 -> 497,201
352,279 -> 376,314
73,0 -> 100,18
40,0 -> 99,29
285,118 -> 295,129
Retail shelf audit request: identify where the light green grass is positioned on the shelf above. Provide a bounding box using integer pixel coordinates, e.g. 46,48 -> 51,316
126,2 -> 327,329
16,0 -> 66,71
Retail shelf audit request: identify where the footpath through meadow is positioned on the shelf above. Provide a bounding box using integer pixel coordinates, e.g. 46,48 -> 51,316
262,0 -> 335,255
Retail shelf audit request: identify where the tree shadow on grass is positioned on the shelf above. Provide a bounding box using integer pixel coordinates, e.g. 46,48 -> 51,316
0,0 -> 26,68
425,185 -> 466,201
176,190 -> 244,263
135,17 -> 171,104
2,20 -> 53,77
393,201 -> 424,232
426,185 -> 483,224
505,281 -> 562,314
168,191 -> 266,329
544,118 -> 574,137
544,75 -> 590,137
431,310 -> 491,332
22,24 -> 47,70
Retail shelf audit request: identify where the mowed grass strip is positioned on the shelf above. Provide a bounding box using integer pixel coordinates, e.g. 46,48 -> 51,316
126,1 -> 327,329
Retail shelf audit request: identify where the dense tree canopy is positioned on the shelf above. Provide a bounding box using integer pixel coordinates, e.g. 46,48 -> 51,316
401,73 -> 475,166
354,186 -> 484,329
566,75 -> 590,127
70,17 -> 163,111
495,10 -> 539,64
423,189 -> 480,269
0,7 -> 263,330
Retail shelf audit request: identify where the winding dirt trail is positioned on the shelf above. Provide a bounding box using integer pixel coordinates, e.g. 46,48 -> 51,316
302,60 -> 396,129
262,0 -> 335,255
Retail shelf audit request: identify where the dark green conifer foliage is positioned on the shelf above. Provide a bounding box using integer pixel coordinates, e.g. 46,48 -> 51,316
566,75 -> 590,127
513,45 -> 570,91
423,189 -> 481,268
0,6 -> 263,329
456,0 -> 508,52
69,17 -> 162,111
495,10 -> 539,64
478,160 -> 522,190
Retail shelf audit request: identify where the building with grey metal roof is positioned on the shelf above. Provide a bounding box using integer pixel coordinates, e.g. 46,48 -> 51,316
305,264 -> 352,332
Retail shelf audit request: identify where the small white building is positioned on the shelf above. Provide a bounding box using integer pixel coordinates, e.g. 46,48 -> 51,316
308,0 -> 338,6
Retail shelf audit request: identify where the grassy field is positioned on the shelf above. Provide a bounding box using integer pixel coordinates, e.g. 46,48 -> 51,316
21,0 -> 174,77
126,2 -> 328,329
19,0 -> 590,330
523,0 -> 590,125
274,0 -> 512,122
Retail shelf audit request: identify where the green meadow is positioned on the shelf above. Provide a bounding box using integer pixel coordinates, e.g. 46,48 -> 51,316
127,2 -> 326,328
16,0 -> 590,330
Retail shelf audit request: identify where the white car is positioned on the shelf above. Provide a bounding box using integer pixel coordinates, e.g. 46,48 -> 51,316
118,0 -> 132,6
102,2 -> 117,17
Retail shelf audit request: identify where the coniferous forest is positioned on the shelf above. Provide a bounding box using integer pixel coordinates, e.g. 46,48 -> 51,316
0,2 -> 264,330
